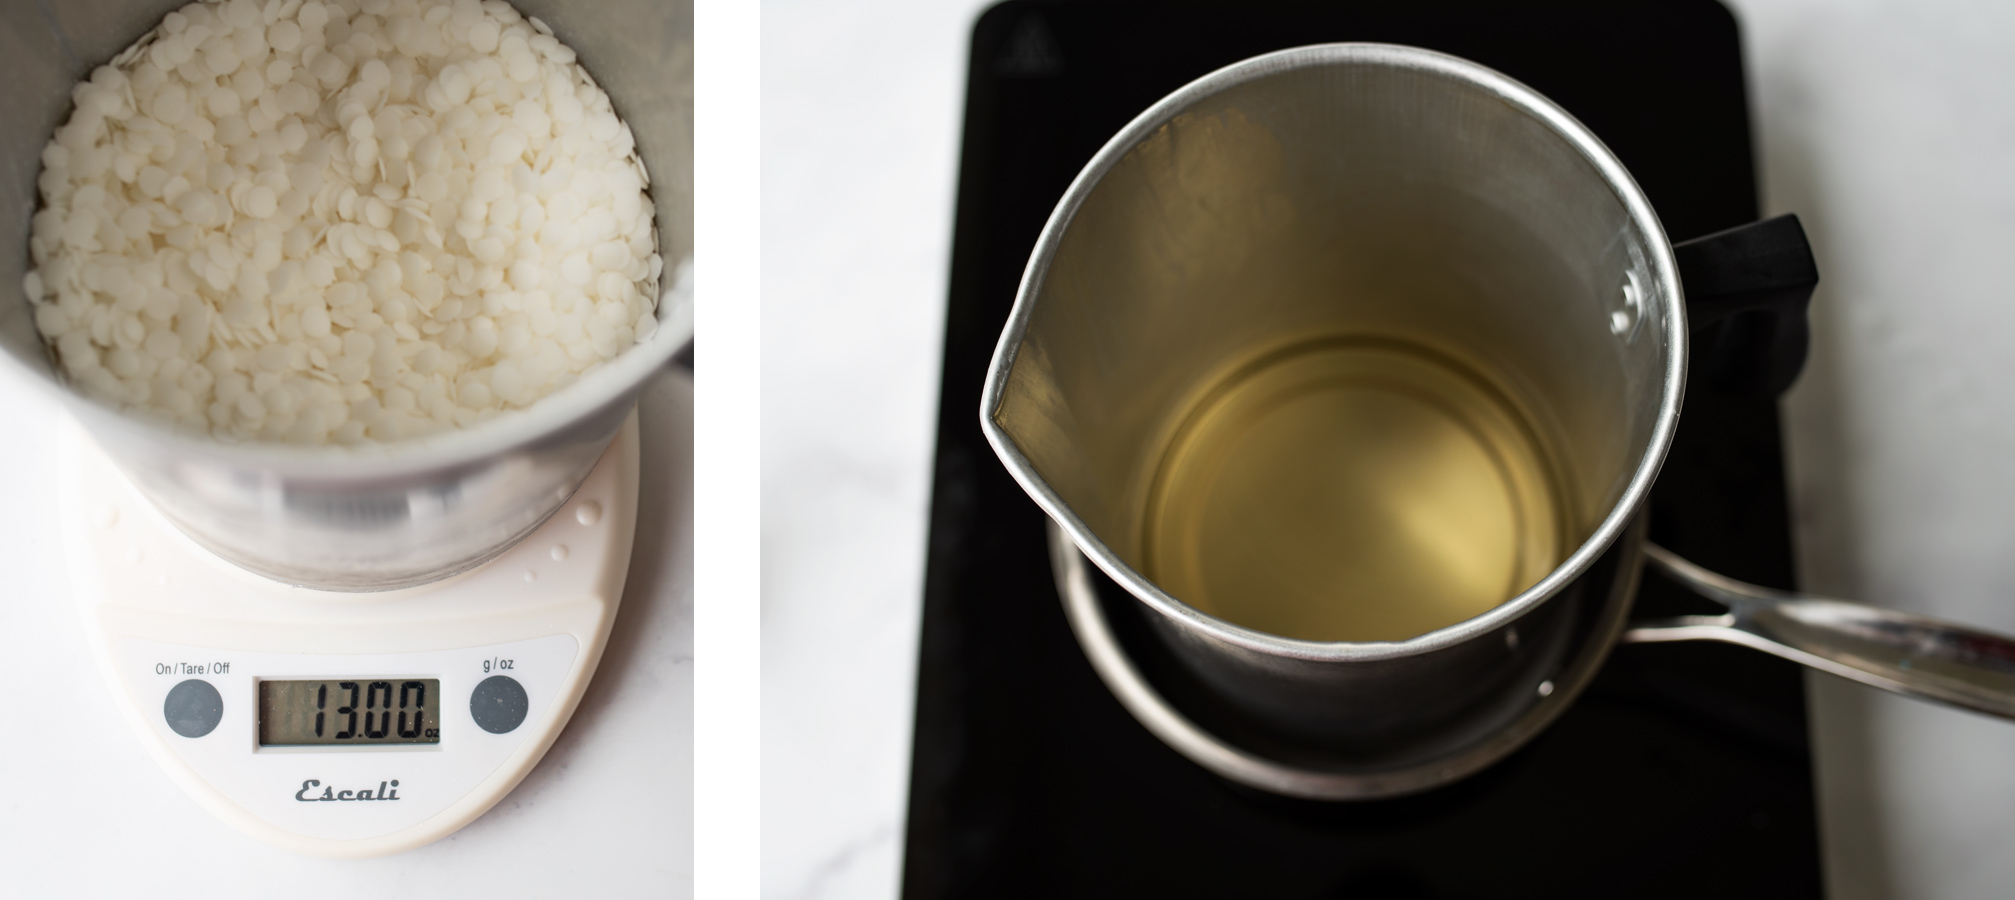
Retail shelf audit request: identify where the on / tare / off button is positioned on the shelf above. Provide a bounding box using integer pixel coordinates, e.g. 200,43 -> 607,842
164,679 -> 222,738
470,675 -> 528,734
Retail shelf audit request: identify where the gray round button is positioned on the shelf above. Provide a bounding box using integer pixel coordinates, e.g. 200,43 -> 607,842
164,679 -> 222,738
470,675 -> 529,734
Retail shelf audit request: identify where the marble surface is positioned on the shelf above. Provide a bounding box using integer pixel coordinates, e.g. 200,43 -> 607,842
0,371 -> 693,896
760,1 -> 984,898
762,0 -> 2015,898
1751,2 -> 2015,897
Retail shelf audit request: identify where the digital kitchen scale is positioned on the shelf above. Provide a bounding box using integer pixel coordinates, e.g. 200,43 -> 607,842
58,412 -> 639,859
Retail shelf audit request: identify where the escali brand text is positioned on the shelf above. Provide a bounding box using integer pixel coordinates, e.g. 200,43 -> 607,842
295,779 -> 401,802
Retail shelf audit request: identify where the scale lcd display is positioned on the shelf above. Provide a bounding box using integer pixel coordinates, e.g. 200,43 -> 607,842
258,679 -> 441,746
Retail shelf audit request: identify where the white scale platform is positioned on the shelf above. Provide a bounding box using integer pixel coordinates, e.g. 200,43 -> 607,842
59,412 -> 639,859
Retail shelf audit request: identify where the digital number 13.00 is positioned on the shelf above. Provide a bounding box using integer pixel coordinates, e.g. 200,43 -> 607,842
315,681 -> 428,739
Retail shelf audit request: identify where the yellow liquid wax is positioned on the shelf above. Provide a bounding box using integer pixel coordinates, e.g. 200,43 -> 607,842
1141,337 -> 1568,643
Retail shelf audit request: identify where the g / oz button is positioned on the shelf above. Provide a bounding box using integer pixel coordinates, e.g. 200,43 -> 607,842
164,679 -> 222,738
470,675 -> 528,734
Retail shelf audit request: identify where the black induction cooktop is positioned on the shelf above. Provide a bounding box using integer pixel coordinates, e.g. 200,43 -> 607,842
901,2 -> 1824,896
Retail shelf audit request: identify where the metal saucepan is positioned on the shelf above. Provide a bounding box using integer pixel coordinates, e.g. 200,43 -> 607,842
982,43 -> 2015,798
0,0 -> 692,590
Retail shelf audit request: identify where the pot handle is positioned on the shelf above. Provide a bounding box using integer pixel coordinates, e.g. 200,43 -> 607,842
1674,214 -> 1819,397
1622,543 -> 2015,720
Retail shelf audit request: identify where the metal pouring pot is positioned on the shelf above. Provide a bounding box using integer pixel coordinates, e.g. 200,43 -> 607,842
0,0 -> 692,591
982,43 -> 2015,799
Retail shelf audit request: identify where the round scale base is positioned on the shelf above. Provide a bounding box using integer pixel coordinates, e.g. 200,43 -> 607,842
61,412 -> 640,858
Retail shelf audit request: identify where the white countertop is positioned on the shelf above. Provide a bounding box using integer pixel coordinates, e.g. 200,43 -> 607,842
1749,2 -> 2015,897
761,1 -> 2015,897
0,371 -> 692,896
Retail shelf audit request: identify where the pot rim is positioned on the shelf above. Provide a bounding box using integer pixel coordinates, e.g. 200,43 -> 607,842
1050,515 -> 1645,800
980,42 -> 1688,663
